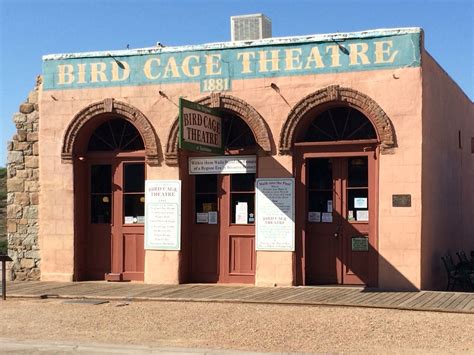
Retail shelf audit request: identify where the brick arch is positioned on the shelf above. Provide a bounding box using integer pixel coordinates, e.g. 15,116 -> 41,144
61,98 -> 161,165
165,93 -> 272,166
279,85 -> 396,154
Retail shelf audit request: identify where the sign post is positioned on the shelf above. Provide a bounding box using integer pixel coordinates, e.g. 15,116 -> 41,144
179,98 -> 224,154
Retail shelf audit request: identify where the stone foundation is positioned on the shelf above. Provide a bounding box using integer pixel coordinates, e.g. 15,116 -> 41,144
6,77 -> 41,281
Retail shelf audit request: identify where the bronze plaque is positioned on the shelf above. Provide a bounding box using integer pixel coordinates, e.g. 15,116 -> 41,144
352,237 -> 369,252
392,194 -> 411,207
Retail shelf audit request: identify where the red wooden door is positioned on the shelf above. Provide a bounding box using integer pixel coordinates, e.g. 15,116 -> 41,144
302,150 -> 377,286
190,174 -> 220,282
190,173 -> 256,283
87,159 -> 145,282
219,173 -> 256,283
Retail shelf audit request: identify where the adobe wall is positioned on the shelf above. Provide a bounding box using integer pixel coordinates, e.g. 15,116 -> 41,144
38,66 -> 423,288
420,52 -> 474,290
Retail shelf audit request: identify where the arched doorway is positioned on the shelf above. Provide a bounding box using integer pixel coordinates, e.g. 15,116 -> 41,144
281,86 -> 394,287
63,99 -> 161,282
294,106 -> 379,286
180,109 -> 260,284
74,118 -> 146,281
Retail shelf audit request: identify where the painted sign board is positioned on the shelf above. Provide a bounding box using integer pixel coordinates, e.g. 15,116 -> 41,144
179,98 -> 224,154
42,29 -> 422,91
256,178 -> 295,251
189,155 -> 256,175
144,180 -> 181,250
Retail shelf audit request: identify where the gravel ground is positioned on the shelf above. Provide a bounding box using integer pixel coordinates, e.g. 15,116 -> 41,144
0,298 -> 473,353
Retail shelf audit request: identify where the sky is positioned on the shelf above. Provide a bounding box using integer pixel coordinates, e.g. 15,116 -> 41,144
0,0 -> 472,167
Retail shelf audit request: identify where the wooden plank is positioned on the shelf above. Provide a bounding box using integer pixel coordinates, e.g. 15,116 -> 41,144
446,294 -> 470,310
286,287 -> 335,303
429,292 -> 455,309
414,291 -> 444,309
437,293 -> 464,309
454,294 -> 474,311
278,287 -> 323,302
420,292 -> 450,309
461,298 -> 474,311
397,292 -> 428,308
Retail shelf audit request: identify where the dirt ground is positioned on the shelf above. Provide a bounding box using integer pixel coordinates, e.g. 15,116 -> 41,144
0,298 -> 473,353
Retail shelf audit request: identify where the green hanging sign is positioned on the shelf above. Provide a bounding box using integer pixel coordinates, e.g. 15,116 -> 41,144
179,98 -> 224,154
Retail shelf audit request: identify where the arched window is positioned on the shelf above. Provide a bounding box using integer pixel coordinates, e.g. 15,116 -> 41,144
298,107 -> 376,143
221,111 -> 256,150
87,119 -> 145,151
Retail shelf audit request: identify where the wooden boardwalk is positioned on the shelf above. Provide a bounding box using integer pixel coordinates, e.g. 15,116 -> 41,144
4,281 -> 474,314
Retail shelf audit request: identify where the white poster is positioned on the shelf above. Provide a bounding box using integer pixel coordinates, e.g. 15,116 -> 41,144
145,180 -> 181,250
354,197 -> 367,209
327,200 -> 333,213
322,212 -> 333,223
208,211 -> 218,224
235,202 -> 248,224
308,211 -> 321,222
196,212 -> 209,224
357,210 -> 369,222
189,156 -> 256,175
256,178 -> 295,251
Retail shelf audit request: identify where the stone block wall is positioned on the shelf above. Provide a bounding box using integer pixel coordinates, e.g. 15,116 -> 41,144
6,77 -> 41,281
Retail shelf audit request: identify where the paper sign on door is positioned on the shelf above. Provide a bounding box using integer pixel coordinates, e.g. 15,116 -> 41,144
235,202 -> 248,224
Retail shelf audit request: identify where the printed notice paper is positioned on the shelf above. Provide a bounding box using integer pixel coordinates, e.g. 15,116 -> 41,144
196,213 -> 209,223
208,211 -> 218,224
145,180 -> 181,250
256,178 -> 295,251
354,197 -> 367,209
357,210 -> 369,221
322,212 -> 333,223
235,202 -> 248,224
308,212 -> 321,222
327,200 -> 333,213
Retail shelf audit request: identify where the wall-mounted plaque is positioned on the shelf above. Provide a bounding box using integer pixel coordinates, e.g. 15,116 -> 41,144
392,194 -> 411,207
352,237 -> 369,252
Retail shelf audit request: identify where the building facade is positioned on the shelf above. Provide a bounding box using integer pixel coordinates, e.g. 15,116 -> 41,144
7,28 -> 473,290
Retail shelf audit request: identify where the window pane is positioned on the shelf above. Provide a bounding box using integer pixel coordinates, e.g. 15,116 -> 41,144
87,119 -> 144,151
231,193 -> 255,224
195,194 -> 218,213
91,165 -> 111,193
222,114 -> 256,149
308,159 -> 332,190
91,194 -> 111,223
348,157 -> 368,187
195,174 -> 217,193
308,191 -> 333,213
231,173 -> 255,192
124,163 -> 145,192
123,194 -> 145,223
347,189 -> 368,222
301,107 -> 376,142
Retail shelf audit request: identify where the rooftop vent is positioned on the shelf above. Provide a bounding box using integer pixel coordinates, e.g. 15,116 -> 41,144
231,13 -> 272,41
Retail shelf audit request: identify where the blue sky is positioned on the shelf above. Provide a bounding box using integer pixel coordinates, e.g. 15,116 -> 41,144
0,0 -> 472,167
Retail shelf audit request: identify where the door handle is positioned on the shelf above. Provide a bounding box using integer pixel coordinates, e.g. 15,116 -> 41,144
334,224 -> 342,238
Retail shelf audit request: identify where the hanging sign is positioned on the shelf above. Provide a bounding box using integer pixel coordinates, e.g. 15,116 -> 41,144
145,180 -> 181,250
256,178 -> 295,251
189,155 -> 256,175
179,98 -> 224,154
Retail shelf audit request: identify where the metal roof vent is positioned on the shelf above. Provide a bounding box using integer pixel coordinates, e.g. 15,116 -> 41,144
231,13 -> 272,41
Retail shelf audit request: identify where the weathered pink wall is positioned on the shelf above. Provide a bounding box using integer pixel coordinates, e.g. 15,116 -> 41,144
420,52 -> 474,290
38,66 -> 425,288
